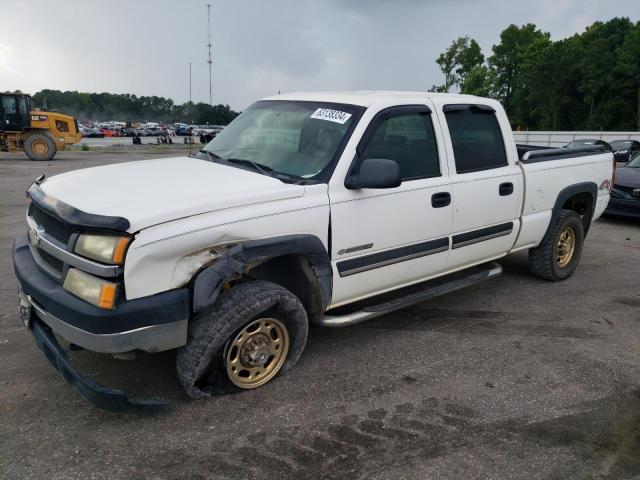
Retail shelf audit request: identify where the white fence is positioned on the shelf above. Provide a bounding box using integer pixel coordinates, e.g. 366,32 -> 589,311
512,131 -> 640,147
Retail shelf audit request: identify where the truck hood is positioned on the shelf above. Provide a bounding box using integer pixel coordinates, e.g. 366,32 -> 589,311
614,166 -> 640,189
39,156 -> 305,232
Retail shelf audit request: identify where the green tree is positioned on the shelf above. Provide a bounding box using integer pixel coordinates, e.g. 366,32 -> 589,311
433,36 -> 484,92
489,24 -> 551,113
31,90 -> 239,124
460,65 -> 498,97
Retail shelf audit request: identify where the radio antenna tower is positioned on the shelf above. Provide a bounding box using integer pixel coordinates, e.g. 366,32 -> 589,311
207,3 -> 213,106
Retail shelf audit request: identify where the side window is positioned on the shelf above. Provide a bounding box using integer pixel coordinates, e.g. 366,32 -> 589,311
2,96 -> 17,114
55,119 -> 70,132
18,97 -> 28,115
444,106 -> 508,174
360,112 -> 440,180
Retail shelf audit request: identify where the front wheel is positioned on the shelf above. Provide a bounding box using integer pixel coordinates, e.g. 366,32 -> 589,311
24,132 -> 57,161
528,209 -> 585,281
176,280 -> 308,398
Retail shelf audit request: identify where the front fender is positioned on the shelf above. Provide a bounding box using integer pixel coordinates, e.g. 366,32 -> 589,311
192,234 -> 332,314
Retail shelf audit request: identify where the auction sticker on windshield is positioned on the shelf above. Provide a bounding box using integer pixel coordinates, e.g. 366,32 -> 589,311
310,108 -> 352,124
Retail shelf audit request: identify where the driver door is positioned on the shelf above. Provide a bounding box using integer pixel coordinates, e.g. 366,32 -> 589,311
328,105 -> 453,307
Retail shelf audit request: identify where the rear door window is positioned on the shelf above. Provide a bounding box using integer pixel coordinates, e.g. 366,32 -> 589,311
444,105 -> 508,174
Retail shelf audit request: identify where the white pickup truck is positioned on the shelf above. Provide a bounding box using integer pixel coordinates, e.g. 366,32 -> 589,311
13,91 -> 614,411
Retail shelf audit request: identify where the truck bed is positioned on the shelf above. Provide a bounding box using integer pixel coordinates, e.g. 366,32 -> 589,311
516,144 -> 608,162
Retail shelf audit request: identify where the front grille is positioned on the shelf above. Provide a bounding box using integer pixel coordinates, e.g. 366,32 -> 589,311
28,203 -> 73,244
605,198 -> 640,217
37,247 -> 64,273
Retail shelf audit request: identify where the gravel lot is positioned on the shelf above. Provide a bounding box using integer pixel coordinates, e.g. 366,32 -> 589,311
1,151 -> 640,480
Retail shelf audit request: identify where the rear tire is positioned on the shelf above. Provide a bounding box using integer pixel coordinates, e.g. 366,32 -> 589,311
528,209 -> 584,281
176,280 -> 308,398
24,133 -> 57,161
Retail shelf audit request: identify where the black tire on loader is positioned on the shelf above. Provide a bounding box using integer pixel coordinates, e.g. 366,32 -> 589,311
24,132 -> 57,161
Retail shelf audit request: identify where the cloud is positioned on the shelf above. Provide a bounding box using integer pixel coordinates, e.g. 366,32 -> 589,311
0,43 -> 22,84
0,0 -> 637,110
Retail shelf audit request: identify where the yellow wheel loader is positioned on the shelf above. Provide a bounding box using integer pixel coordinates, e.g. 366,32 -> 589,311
1,93 -> 81,161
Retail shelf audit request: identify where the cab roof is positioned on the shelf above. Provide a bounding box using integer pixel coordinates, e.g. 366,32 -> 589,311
262,91 -> 488,107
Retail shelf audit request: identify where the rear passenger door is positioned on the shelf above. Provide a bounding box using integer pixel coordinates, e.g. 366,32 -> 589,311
438,104 -> 522,270
329,105 -> 452,306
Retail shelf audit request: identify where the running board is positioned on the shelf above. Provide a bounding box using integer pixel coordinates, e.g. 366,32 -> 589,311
316,262 -> 503,328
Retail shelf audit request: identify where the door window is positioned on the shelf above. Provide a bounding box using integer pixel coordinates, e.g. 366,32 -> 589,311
444,106 -> 508,174
18,97 -> 27,115
2,96 -> 17,114
359,111 -> 440,180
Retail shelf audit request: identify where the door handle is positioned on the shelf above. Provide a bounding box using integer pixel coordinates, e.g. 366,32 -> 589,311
431,192 -> 451,208
499,182 -> 514,196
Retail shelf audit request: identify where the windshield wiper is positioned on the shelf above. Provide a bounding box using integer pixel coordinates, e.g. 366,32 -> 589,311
200,150 -> 221,161
226,158 -> 275,177
212,156 -> 306,184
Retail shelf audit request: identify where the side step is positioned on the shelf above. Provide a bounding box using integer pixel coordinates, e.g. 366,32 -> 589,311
316,262 -> 502,327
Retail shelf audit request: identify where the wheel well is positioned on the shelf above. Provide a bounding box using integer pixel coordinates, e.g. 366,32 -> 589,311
245,254 -> 323,320
561,192 -> 593,232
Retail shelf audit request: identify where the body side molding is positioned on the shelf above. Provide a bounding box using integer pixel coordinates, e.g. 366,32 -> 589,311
452,222 -> 514,249
336,237 -> 449,277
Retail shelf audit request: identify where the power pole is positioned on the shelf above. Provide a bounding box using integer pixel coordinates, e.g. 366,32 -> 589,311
207,3 -> 213,106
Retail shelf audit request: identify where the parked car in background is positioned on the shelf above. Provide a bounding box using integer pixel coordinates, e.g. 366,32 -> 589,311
565,139 -> 612,151
100,128 -> 121,137
609,139 -> 640,162
605,152 -> 640,218
174,123 -> 192,136
81,127 -> 104,138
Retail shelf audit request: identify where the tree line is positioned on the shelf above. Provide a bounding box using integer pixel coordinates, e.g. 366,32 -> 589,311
431,17 -> 640,131
30,89 -> 239,125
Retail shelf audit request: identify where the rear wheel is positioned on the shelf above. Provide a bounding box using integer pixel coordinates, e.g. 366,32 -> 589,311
176,280 -> 308,398
24,132 -> 57,161
528,209 -> 584,281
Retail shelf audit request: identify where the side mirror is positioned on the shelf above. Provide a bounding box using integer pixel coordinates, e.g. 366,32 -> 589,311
345,158 -> 402,189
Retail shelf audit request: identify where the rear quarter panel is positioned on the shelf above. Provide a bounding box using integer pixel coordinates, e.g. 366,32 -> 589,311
512,153 -> 612,251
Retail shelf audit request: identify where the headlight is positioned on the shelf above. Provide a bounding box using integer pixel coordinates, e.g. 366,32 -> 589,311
63,268 -> 118,309
75,234 -> 131,264
617,150 -> 628,154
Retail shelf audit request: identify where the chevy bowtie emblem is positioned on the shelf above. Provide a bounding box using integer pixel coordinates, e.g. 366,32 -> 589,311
28,226 -> 45,247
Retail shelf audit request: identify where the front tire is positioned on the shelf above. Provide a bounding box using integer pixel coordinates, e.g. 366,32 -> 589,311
528,209 -> 585,281
176,280 -> 308,398
24,132 -> 57,161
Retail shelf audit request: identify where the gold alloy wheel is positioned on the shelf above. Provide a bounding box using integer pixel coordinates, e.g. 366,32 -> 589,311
225,317 -> 290,389
556,226 -> 576,267
32,140 -> 49,156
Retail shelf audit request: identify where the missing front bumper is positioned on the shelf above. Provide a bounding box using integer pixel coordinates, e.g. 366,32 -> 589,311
30,318 -> 169,413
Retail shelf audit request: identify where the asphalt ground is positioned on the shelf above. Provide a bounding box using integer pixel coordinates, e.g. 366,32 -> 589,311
1,150 -> 640,480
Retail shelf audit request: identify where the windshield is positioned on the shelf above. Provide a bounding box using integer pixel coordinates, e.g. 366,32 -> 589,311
201,100 -> 363,179
627,154 -> 640,168
610,140 -> 632,150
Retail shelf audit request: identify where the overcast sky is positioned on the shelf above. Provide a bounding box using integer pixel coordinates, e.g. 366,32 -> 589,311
1,0 -> 638,110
